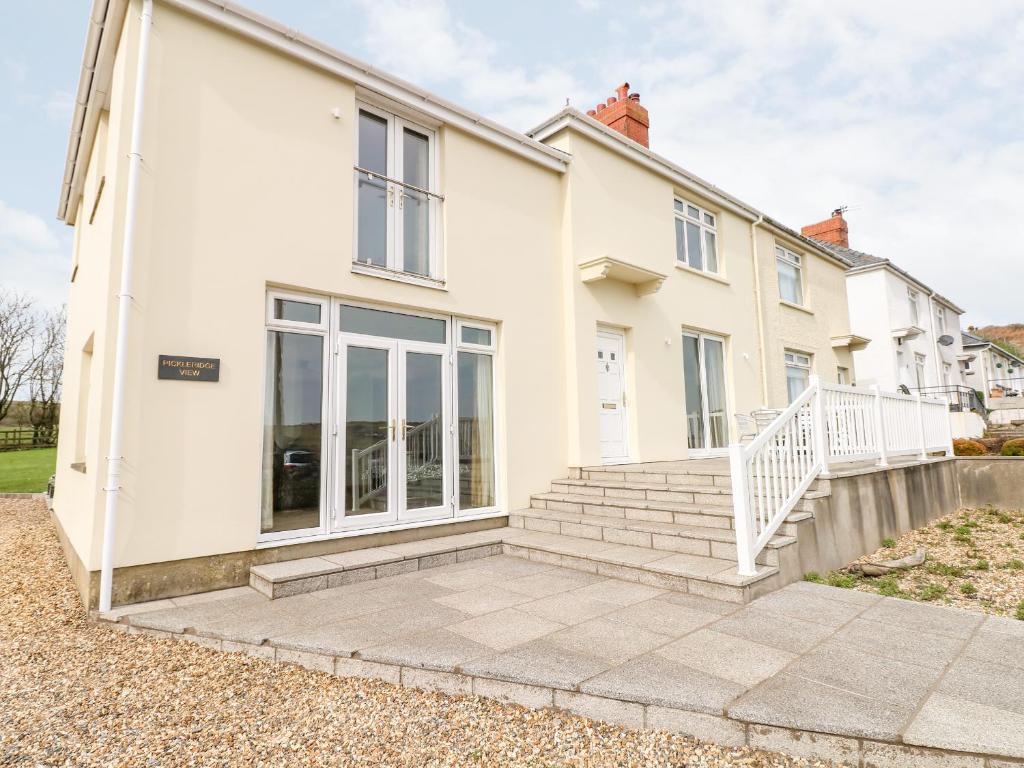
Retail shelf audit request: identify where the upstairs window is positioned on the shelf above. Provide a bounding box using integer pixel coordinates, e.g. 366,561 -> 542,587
934,304 -> 946,334
907,288 -> 921,326
674,199 -> 718,274
776,245 -> 803,305
915,352 -> 927,388
355,105 -> 439,279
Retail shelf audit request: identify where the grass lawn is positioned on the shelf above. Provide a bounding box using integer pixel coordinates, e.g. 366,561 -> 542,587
0,448 -> 56,493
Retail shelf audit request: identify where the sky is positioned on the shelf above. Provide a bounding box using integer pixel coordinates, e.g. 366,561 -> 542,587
1,0 -> 1022,327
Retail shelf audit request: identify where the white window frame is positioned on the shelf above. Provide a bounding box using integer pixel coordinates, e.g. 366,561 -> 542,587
934,304 -> 946,334
837,366 -> 850,386
775,245 -> 804,305
784,350 -> 813,402
260,290 -> 332,543
353,102 -> 442,284
673,197 -> 719,275
907,288 -> 921,326
453,319 -> 500,517
914,352 -> 927,389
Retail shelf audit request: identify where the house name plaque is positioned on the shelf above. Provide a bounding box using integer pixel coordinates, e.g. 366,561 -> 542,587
157,355 -> 220,382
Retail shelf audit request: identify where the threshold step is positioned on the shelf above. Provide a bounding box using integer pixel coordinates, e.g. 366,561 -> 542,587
248,529 -> 505,599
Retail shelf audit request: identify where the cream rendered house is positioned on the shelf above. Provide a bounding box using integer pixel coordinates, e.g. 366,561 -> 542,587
54,0 -> 860,608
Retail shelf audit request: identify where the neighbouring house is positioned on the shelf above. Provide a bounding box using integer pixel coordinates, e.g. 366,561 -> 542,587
55,0 -> 868,609
961,330 -> 1024,420
802,211 -> 983,438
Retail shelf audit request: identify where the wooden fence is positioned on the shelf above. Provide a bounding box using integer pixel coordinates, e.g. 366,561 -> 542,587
0,427 -> 59,452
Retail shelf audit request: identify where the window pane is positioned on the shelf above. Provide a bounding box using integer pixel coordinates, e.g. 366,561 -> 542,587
704,212 -> 715,227
274,299 -> 321,324
458,352 -> 495,510
461,326 -> 492,346
687,205 -> 700,219
674,217 -> 686,263
358,110 -> 387,173
402,128 -> 430,276
786,364 -> 809,403
673,199 -> 686,214
682,335 -> 705,449
703,337 -> 729,448
704,230 -> 718,273
345,346 -> 390,515
357,171 -> 388,267
261,332 -> 323,533
405,352 -> 444,510
340,305 -> 445,342
686,220 -> 703,270
777,259 -> 802,303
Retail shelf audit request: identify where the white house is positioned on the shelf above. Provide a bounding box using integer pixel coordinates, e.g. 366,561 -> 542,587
961,331 -> 1024,419
802,211 -> 983,437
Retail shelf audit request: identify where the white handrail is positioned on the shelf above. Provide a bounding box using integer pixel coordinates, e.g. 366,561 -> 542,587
730,377 -> 952,575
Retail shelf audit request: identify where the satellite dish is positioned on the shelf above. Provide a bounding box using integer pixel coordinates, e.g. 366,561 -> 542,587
938,334 -> 954,346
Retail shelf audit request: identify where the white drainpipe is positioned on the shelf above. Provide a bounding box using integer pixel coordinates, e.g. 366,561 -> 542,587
99,0 -> 153,614
749,216 -> 769,406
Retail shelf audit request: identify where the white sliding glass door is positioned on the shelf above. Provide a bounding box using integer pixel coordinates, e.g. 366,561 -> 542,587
682,331 -> 730,454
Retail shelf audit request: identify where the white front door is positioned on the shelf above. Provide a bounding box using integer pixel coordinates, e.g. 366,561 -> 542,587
596,330 -> 629,462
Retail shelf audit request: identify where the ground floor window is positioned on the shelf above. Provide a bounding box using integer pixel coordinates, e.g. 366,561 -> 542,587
784,350 -> 812,403
260,293 -> 498,541
682,331 -> 729,451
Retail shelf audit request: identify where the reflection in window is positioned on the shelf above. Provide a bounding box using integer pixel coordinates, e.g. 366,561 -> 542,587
340,305 -> 445,343
345,347 -> 390,515
261,332 -> 323,533
402,127 -> 431,276
458,351 -> 495,510
274,298 -> 321,324
357,110 -> 388,267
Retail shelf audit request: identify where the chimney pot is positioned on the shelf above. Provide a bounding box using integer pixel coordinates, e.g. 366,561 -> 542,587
584,81 -> 650,148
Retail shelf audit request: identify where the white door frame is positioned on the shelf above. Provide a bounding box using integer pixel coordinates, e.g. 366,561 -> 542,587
596,327 -> 631,464
682,329 -> 730,458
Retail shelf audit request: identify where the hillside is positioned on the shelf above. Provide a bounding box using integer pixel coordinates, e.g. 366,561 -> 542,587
976,324 -> 1024,358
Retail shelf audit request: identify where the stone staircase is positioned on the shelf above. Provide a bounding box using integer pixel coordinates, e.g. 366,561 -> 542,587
503,460 -> 828,603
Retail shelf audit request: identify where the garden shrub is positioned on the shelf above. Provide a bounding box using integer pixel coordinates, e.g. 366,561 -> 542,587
1001,438 -> 1024,457
953,438 -> 987,456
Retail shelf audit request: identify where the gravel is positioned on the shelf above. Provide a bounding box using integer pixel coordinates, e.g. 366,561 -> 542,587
0,498 -> 834,767
845,505 -> 1024,617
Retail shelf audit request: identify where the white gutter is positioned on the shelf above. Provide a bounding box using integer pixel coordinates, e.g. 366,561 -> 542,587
750,216 -> 769,406
99,0 -> 153,614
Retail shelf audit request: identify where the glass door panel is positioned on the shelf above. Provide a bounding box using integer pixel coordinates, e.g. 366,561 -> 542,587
402,350 -> 446,513
457,351 -> 495,510
343,342 -> 395,522
682,334 -> 705,450
703,337 -> 729,449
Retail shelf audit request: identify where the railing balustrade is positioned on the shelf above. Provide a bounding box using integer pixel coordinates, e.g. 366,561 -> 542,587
730,377 -> 952,575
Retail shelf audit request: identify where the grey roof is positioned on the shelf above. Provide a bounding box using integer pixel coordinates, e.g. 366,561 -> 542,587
961,331 -> 987,347
812,239 -> 964,314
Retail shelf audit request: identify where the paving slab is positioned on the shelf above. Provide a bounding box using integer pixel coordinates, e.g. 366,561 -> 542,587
461,639 -> 611,690
938,655 -> 1024,715
707,606 -> 834,654
580,652 -> 745,714
448,607 -> 564,651
601,597 -> 721,636
433,586 -> 532,615
357,628 -> 492,672
515,592 -> 620,625
903,692 -> 1024,759
569,579 -> 665,606
746,588 -> 866,628
728,673 -> 916,741
858,598 -> 983,640
830,616 -> 966,670
658,629 -> 797,687
546,617 -> 671,664
963,627 -> 1024,670
501,569 -> 604,598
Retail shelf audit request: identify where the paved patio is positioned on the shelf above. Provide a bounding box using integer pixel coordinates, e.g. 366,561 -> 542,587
111,554 -> 1024,766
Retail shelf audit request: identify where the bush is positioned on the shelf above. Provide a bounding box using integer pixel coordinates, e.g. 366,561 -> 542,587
954,438 -> 987,456
1001,438 -> 1024,457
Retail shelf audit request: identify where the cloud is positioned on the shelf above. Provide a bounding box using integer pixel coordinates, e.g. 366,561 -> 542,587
0,200 -> 71,308
353,0 -> 582,130
42,90 -> 74,122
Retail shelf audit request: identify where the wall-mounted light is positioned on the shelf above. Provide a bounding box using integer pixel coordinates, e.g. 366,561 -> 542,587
330,107 -> 343,120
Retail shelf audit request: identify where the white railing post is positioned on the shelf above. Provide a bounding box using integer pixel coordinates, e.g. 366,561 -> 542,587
809,375 -> 830,475
871,385 -> 889,468
944,400 -> 955,457
914,391 -> 928,460
729,442 -> 757,576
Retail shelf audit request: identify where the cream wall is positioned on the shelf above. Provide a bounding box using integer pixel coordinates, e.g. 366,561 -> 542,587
756,228 -> 854,407
548,130 -> 765,467
64,2 -> 567,570
53,6 -> 139,571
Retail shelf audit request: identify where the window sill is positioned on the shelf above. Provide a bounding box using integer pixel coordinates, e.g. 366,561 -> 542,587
780,299 -> 814,316
674,263 -> 729,285
351,262 -> 447,291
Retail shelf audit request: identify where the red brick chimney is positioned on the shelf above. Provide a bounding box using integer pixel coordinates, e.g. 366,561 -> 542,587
801,208 -> 849,248
586,83 -> 650,148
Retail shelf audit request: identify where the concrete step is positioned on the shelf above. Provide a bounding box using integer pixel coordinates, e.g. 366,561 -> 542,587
248,529 -> 506,599
501,527 -> 780,604
552,478 -> 735,503
509,506 -> 795,567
